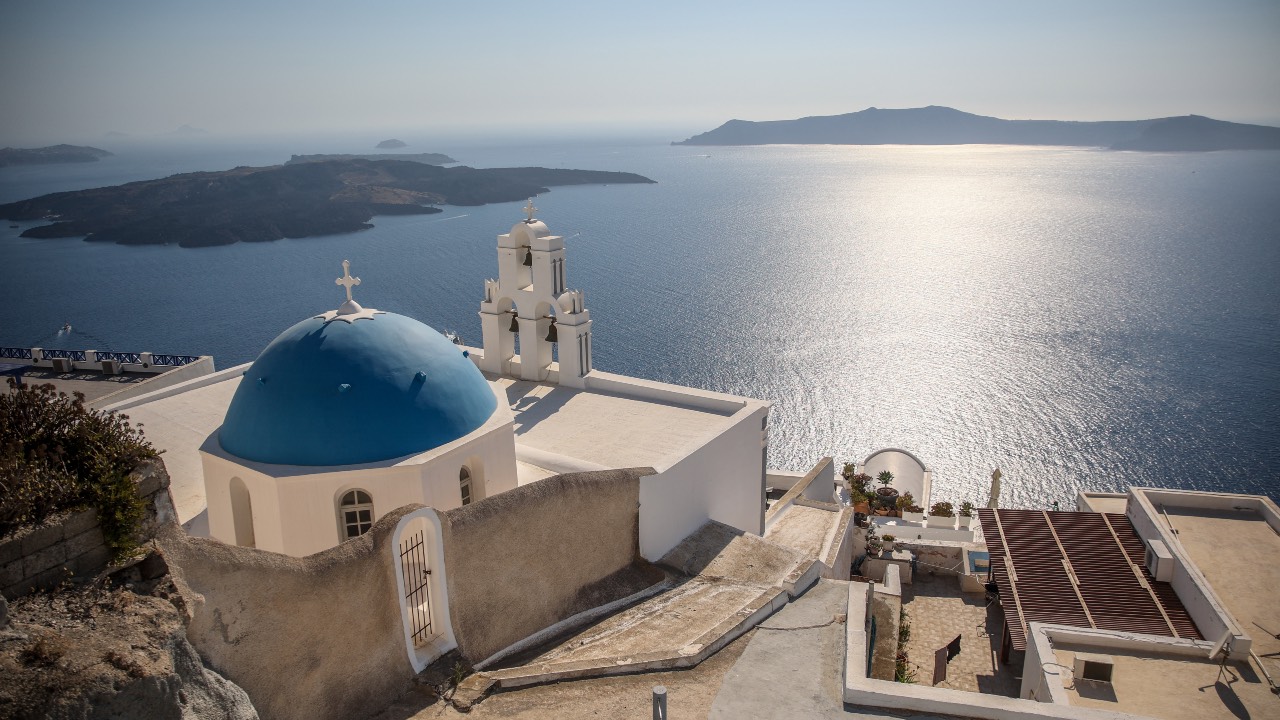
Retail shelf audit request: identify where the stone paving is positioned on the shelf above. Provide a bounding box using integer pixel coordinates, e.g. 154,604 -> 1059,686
900,573 -> 1019,696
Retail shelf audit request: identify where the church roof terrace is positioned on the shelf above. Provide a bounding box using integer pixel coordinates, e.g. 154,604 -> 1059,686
493,373 -> 755,473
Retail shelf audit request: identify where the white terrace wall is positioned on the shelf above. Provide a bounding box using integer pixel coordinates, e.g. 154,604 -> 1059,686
844,582 -> 1155,720
637,405 -> 769,561
86,356 -> 217,409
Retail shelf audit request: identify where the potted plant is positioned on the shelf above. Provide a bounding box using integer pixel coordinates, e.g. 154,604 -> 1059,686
892,492 -> 911,519
882,534 -> 897,553
841,462 -> 857,481
928,501 -> 955,528
874,470 -> 898,505
849,487 -> 872,515
864,524 -> 882,556
848,472 -> 872,498
898,492 -> 925,522
958,501 -> 975,529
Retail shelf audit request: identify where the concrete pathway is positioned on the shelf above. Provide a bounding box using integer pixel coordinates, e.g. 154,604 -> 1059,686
710,579 -> 946,719
476,522 -> 818,691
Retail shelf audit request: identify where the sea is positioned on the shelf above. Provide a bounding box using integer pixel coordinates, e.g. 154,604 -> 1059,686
2,137 -> 1278,508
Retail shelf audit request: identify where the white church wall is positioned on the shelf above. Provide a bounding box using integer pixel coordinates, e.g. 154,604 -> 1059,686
200,383 -> 519,557
202,455 -> 234,545
638,405 -> 769,560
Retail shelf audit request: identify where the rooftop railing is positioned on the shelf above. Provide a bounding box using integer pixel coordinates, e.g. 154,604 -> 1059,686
0,348 -> 204,368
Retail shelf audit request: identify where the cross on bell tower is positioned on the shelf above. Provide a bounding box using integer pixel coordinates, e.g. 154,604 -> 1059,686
523,198 -> 537,223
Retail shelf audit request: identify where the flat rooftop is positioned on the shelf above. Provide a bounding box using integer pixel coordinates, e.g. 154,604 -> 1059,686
9,367 -> 160,406
1053,642 -> 1276,720
495,376 -> 737,471
104,372 -> 243,527
1162,504 -> 1280,685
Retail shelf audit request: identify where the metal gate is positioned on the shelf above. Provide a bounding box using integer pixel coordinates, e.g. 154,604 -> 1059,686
399,530 -> 433,647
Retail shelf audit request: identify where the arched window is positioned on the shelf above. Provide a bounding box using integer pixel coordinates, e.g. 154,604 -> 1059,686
339,489 -> 374,539
459,467 -> 473,506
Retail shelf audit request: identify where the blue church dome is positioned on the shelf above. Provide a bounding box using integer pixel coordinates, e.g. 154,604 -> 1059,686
219,311 -> 497,466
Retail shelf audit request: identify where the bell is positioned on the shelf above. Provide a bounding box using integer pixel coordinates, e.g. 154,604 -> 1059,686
508,313 -> 520,333
522,249 -> 533,266
545,322 -> 558,343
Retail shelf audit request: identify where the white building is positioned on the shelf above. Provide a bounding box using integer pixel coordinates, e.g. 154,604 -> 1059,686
113,203 -> 775,561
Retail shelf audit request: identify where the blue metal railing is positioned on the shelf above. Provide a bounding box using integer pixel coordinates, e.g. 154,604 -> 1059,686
96,351 -> 143,364
150,354 -> 201,366
0,347 -> 201,366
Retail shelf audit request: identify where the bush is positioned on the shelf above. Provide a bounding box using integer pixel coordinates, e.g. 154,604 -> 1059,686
847,472 -> 872,495
929,501 -> 954,518
0,381 -> 157,558
896,492 -> 915,511
959,501 -> 975,517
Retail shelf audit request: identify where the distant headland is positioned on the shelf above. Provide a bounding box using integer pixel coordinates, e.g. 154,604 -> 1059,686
675,106 -> 1280,151
0,144 -> 113,168
376,139 -> 408,149
287,152 -> 456,166
0,159 -> 654,248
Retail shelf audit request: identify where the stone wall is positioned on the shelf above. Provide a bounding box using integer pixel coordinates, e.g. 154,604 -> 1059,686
159,467 -> 660,720
896,538 -> 969,577
1,458 -> 174,599
159,505 -> 417,720
440,467 -> 656,664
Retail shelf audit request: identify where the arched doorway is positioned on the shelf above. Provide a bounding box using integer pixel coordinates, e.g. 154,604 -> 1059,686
391,509 -> 456,672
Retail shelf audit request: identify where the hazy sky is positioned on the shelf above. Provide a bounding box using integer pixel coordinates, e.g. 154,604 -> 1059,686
2,0 -> 1278,144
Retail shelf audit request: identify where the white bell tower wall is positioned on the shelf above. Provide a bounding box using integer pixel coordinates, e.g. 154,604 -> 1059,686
479,201 -> 593,386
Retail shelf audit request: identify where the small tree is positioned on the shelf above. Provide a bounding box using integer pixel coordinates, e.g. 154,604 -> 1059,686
848,473 -> 872,495
849,487 -> 870,507
896,492 -> 915,511
876,471 -> 894,489
929,501 -> 954,518
841,462 -> 857,480
959,501 -> 975,518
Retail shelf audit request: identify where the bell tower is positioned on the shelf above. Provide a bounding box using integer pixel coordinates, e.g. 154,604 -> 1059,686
478,200 -> 592,387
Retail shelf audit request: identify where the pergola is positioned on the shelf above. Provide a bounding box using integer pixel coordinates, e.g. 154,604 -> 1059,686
977,508 -> 1202,660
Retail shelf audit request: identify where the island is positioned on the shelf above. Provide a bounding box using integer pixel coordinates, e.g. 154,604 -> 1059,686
376,139 -> 407,149
0,159 -> 655,248
674,106 -> 1280,151
287,152 -> 456,166
0,144 -> 113,168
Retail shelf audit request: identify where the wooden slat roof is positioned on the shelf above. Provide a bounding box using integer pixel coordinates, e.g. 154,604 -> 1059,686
978,509 -> 1202,651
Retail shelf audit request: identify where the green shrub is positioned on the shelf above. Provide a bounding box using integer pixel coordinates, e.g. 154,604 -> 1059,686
929,501 -> 955,518
0,381 -> 156,558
